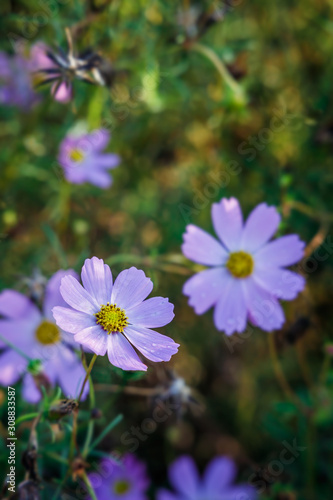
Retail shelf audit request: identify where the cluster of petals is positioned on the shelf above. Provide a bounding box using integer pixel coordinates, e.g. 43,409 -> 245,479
157,455 -> 256,500
0,270 -> 88,403
58,129 -> 120,188
53,257 -> 179,371
182,197 -> 305,335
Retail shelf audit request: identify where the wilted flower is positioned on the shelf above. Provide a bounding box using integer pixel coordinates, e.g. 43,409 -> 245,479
58,129 -> 120,188
0,51 -> 38,110
88,455 -> 149,500
182,198 -> 305,334
0,270 -> 88,403
29,42 -> 72,103
53,257 -> 179,371
157,455 -> 256,500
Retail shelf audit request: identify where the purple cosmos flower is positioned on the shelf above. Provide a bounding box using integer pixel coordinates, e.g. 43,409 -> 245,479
0,51 -> 38,110
157,455 -> 256,500
29,42 -> 72,102
57,129 -> 120,188
53,257 -> 179,371
88,454 -> 149,500
0,270 -> 88,403
182,198 -> 305,334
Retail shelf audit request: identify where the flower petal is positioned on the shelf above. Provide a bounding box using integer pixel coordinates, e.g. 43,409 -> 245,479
203,457 -> 237,493
157,491 -> 179,500
213,275 -> 248,335
124,325 -> 179,363
168,456 -> 199,498
0,318 -> 39,350
107,333 -> 147,371
22,373 -> 42,404
81,257 -> 113,306
52,81 -> 72,102
127,297 -> 174,328
0,349 -> 26,385
60,275 -> 99,314
253,268 -> 305,300
243,278 -> 285,331
111,267 -> 153,310
183,267 -> 229,315
86,168 -> 112,189
43,269 -> 78,320
52,306 -> 95,334
93,153 -> 120,169
255,234 -> 305,268
0,290 -> 39,320
182,225 -> 228,266
241,203 -> 281,252
51,348 -> 89,400
211,197 -> 243,251
74,325 -> 108,356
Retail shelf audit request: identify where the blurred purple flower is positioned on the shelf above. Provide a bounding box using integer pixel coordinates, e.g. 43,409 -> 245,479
53,257 -> 179,371
182,197 -> 305,334
0,270 -> 88,403
57,129 -> 120,188
0,51 -> 38,110
29,42 -> 72,102
157,455 -> 256,500
88,455 -> 149,500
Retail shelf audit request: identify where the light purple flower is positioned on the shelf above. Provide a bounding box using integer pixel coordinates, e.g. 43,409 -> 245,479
88,454 -> 149,500
0,270 -> 88,403
0,51 -> 38,110
157,455 -> 256,500
29,42 -> 72,103
182,198 -> 305,334
53,257 -> 179,371
57,129 -> 120,188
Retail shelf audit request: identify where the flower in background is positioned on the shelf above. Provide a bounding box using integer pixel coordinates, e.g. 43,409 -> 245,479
182,198 -> 305,334
88,454 -> 149,500
29,42 -> 72,103
0,270 -> 88,403
0,51 -> 38,110
58,129 -> 120,188
157,455 -> 256,500
53,257 -> 179,371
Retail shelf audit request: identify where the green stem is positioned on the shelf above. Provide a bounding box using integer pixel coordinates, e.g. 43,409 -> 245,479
268,334 -> 308,414
82,356 -> 96,458
191,42 -> 244,97
78,354 -> 98,404
82,472 -> 97,500
88,414 -> 123,453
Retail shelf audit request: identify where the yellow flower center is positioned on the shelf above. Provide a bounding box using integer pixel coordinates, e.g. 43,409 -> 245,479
69,148 -> 85,163
226,251 -> 254,278
35,320 -> 61,345
113,480 -> 130,495
95,303 -> 129,334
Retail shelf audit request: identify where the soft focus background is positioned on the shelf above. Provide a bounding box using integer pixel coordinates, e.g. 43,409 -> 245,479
1,1 -> 333,499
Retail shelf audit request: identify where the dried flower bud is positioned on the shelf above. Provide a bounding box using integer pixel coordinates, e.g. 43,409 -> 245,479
48,399 -> 78,421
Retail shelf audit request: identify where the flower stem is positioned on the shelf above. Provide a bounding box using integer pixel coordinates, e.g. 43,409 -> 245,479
69,354 -> 98,464
78,354 -> 98,404
82,472 -> 97,500
191,42 -> 245,98
268,334 -> 308,413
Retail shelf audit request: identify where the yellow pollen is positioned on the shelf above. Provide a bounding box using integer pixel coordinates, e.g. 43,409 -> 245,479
226,251 -> 254,278
35,321 -> 61,345
113,480 -> 130,495
69,148 -> 85,163
95,303 -> 129,334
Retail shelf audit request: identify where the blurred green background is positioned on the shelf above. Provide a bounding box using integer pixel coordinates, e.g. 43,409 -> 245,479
1,1 -> 333,499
